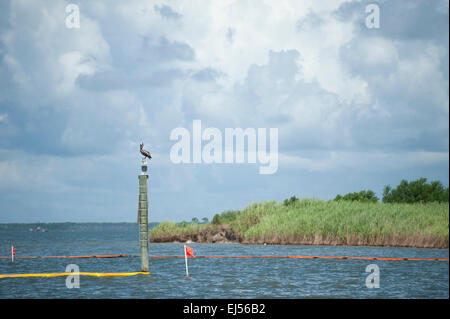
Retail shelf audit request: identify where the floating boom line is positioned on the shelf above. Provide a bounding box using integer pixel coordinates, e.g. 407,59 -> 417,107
0,271 -> 149,279
0,254 -> 447,262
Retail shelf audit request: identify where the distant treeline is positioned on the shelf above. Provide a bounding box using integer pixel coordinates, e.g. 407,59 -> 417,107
334,177 -> 448,203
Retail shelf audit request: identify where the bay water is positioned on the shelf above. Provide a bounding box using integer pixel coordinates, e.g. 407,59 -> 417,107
0,223 -> 448,298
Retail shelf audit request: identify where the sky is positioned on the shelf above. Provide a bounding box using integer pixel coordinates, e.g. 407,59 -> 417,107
0,0 -> 448,223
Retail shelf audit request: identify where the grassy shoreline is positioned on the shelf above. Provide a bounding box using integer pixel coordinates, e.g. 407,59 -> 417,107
150,199 -> 449,248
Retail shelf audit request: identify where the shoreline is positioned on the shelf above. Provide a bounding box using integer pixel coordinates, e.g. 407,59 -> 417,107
150,229 -> 449,249
150,241 -> 450,249
151,239 -> 449,249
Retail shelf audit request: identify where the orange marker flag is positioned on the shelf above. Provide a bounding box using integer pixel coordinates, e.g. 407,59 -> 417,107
184,245 -> 194,277
185,245 -> 194,258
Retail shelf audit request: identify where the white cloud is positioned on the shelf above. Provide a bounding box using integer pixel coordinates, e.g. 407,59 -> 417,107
2,54 -> 31,87
1,0 -> 111,98
0,0 -> 447,222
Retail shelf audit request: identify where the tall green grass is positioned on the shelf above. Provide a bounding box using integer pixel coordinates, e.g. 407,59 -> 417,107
236,199 -> 448,245
150,221 -> 209,238
151,199 -> 449,247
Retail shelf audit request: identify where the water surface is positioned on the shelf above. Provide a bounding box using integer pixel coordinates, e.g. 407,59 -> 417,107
0,223 -> 448,298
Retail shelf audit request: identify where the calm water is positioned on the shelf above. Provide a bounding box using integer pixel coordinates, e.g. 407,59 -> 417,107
0,223 -> 448,299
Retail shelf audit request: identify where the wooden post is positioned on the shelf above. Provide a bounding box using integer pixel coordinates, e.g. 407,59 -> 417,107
138,159 -> 149,272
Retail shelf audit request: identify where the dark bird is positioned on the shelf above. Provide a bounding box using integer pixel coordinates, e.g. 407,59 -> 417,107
140,142 -> 152,159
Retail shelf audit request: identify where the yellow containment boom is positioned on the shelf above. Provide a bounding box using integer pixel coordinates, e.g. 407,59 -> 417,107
0,272 -> 149,279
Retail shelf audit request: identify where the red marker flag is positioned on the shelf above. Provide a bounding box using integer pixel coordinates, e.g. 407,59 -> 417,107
184,245 -> 194,277
185,245 -> 194,258
11,245 -> 15,262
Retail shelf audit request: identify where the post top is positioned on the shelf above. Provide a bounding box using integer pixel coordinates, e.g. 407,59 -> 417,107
141,166 -> 148,175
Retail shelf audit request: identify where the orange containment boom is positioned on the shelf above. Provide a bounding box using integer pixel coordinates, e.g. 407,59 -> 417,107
1,254 -> 447,262
149,255 -> 449,261
0,254 -> 134,259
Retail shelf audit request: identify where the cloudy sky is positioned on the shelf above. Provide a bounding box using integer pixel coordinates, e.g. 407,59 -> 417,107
0,0 -> 448,223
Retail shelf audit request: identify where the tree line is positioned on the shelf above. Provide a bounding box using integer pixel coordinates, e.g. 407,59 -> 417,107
334,177 -> 448,203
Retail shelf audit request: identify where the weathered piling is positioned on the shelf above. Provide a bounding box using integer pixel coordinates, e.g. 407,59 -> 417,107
138,158 -> 149,272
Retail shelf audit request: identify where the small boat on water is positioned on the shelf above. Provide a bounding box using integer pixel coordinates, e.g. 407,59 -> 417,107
29,226 -> 47,232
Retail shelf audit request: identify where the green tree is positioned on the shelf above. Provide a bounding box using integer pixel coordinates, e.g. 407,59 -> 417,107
212,214 -> 221,225
211,210 -> 239,225
282,196 -> 299,206
382,178 -> 449,203
334,190 -> 379,203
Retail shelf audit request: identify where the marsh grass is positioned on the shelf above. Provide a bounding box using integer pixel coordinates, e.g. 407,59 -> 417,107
151,199 -> 449,247
150,221 -> 209,237
238,200 -> 449,247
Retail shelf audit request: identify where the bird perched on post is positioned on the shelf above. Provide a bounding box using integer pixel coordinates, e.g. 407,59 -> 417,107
140,142 -> 152,159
